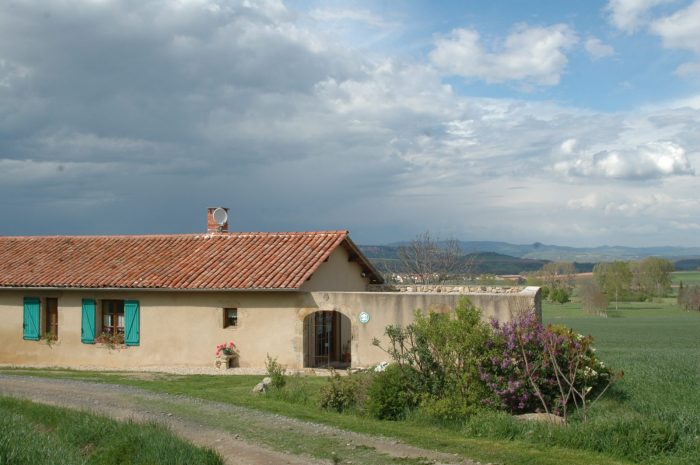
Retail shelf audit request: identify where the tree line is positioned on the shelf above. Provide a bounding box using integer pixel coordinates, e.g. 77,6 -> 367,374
531,257 -> 676,312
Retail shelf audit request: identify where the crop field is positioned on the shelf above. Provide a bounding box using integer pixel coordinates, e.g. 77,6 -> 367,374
672,271 -> 700,285
544,299 -> 700,465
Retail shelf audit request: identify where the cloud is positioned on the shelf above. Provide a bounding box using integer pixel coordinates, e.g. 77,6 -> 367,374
650,0 -> 700,76
650,0 -> 700,52
676,62 -> 700,77
429,24 -> 577,86
605,0 -> 676,33
309,8 -> 389,28
555,141 -> 695,179
584,37 -> 615,60
0,1 -> 699,247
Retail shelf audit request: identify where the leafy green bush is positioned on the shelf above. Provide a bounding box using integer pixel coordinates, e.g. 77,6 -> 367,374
265,354 -> 286,389
550,287 -> 571,304
319,371 -> 374,413
366,364 -> 417,420
372,298 -> 492,420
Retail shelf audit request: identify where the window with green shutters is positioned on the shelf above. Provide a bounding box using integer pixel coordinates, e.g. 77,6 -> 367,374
124,300 -> 140,346
23,297 -> 41,341
81,299 -> 96,344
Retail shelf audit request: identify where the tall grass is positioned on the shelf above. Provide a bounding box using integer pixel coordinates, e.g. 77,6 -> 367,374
542,299 -> 700,465
0,397 -> 223,465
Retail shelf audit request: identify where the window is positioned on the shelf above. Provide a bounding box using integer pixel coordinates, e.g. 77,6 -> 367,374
22,297 -> 40,341
22,297 -> 58,341
223,308 -> 238,328
82,299 -> 139,346
102,300 -> 125,336
45,298 -> 58,338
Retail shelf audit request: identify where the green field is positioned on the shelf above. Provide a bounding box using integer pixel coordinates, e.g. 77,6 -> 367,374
544,299 -> 700,465
672,271 -> 700,285
0,397 -> 222,465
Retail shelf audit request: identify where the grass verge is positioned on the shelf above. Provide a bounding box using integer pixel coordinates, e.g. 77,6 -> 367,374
0,396 -> 222,465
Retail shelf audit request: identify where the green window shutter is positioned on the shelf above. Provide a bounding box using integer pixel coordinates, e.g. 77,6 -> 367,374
124,300 -> 140,346
23,298 -> 40,341
81,299 -> 96,344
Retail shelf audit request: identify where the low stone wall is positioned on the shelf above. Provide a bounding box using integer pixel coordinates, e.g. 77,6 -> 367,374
368,284 -> 525,294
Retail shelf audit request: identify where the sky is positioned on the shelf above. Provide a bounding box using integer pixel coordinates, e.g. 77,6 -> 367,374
1,0 -> 699,247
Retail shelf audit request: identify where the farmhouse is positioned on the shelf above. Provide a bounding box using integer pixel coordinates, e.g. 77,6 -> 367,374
0,208 -> 541,370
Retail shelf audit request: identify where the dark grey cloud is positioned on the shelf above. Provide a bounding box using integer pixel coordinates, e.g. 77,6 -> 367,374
1,1 -> 699,246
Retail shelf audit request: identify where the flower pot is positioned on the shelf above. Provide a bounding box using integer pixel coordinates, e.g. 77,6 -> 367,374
215,354 -> 237,369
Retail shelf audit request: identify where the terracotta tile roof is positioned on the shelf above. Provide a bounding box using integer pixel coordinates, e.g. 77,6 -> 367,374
0,231 -> 382,290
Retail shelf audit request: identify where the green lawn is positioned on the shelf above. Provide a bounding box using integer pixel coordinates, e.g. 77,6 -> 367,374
2,299 -> 698,465
0,396 -> 222,465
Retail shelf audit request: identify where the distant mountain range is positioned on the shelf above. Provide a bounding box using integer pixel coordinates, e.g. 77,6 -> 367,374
359,241 -> 700,275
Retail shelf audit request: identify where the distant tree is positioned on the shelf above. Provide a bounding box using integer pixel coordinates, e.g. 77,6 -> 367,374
579,279 -> 609,315
549,287 -> 570,304
396,231 -> 465,284
537,262 -> 576,291
678,284 -> 700,311
594,261 -> 632,311
677,281 -> 684,306
632,257 -> 674,298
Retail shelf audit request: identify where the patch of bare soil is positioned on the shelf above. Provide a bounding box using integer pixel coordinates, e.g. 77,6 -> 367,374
0,375 -> 481,465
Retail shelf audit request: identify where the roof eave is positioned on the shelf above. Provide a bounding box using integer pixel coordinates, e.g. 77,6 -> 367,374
0,286 -> 302,292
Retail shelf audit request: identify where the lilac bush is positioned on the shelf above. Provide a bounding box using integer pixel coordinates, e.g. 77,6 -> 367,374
479,312 -> 611,417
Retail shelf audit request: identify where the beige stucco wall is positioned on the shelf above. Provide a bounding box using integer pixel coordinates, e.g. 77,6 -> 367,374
0,289 -> 314,369
299,246 -> 370,292
0,286 -> 540,370
310,287 -> 541,368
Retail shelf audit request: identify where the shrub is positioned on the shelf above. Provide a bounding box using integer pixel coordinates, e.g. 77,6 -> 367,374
265,354 -> 286,389
366,364 -> 417,420
540,286 -> 551,300
372,298 -> 492,420
319,371 -> 374,414
479,313 -> 612,419
549,287 -> 570,304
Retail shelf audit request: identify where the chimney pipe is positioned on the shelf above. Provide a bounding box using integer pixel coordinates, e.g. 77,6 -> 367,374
207,207 -> 229,233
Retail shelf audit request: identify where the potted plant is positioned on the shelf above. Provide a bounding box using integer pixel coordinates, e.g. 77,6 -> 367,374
215,341 -> 238,369
95,332 -> 125,350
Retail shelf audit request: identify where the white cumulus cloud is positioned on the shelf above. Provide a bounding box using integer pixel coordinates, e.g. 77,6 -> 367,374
556,141 -> 695,179
605,0 -> 676,33
429,24 -> 577,86
650,0 -> 700,53
584,37 -> 615,60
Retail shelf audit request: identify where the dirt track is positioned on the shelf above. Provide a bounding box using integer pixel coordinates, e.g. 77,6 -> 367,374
0,374 -> 480,465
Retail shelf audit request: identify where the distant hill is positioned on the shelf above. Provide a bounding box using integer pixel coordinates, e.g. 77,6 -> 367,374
466,252 -> 548,275
361,246 -> 559,275
377,241 -> 700,263
674,259 -> 700,271
360,241 -> 700,274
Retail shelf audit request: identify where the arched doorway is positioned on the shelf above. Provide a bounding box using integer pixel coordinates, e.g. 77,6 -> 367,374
303,311 -> 351,368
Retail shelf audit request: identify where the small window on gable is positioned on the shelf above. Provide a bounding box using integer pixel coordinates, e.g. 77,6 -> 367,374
223,308 -> 238,328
